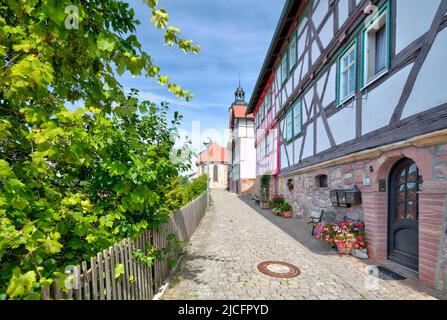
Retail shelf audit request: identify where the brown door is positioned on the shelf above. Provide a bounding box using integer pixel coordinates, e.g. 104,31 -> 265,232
388,158 -> 420,271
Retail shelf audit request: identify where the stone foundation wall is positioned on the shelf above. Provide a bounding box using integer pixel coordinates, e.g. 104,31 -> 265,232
279,163 -> 365,222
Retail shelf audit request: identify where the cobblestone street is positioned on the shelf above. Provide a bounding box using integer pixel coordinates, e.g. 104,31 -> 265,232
162,190 -> 447,300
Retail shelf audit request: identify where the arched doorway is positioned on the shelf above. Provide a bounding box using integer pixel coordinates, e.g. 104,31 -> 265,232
388,158 -> 421,271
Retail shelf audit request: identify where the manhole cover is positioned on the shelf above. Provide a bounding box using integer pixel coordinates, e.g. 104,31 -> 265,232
257,261 -> 300,278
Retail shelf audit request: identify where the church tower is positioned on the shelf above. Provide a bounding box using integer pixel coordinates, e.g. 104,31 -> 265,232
227,81 -> 256,195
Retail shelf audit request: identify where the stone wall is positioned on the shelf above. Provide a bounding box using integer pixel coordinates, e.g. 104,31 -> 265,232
279,163 -> 365,222
198,163 -> 229,190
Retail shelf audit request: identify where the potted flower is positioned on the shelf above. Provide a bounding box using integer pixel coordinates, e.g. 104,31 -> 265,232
272,206 -> 282,216
351,223 -> 368,259
332,221 -> 356,254
280,203 -> 293,218
270,194 -> 285,210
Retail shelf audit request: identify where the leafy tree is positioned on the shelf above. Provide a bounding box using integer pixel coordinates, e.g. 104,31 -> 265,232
0,0 -> 200,299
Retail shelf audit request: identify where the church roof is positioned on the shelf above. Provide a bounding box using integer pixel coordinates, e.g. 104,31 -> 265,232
196,142 -> 228,164
229,104 -> 254,129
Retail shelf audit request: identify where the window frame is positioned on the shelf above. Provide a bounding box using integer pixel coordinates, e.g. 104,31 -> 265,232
337,40 -> 358,105
316,174 -> 328,189
281,48 -> 289,85
285,108 -> 294,142
288,30 -> 298,73
292,98 -> 303,137
360,1 -> 391,88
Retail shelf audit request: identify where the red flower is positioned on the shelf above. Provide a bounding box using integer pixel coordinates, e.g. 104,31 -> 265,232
354,244 -> 360,249
359,242 -> 365,247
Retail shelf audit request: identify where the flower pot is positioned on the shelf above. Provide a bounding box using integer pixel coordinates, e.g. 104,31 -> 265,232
336,242 -> 353,255
260,201 -> 271,210
281,211 -> 293,218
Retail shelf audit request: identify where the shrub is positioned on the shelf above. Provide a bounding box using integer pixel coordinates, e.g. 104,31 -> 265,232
270,194 -> 285,209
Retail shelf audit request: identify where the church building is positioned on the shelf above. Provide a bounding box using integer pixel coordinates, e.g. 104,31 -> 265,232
228,85 -> 256,195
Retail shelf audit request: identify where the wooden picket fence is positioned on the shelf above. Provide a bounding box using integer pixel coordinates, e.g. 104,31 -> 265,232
41,192 -> 207,300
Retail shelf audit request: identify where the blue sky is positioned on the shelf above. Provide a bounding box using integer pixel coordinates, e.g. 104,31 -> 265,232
119,0 -> 284,169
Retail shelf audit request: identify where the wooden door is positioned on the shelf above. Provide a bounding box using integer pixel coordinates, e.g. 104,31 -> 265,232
388,158 -> 420,271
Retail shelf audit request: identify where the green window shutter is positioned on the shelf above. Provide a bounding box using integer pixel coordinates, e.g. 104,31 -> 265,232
281,49 -> 289,85
293,99 -> 302,136
337,40 -> 357,105
286,108 -> 293,141
289,31 -> 297,72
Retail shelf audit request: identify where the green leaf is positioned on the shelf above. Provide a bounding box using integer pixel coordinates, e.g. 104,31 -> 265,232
6,268 -> 36,299
0,160 -> 13,178
114,264 -> 124,279
97,33 -> 116,52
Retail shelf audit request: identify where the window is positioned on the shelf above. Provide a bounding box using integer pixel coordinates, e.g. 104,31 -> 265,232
316,175 -> 328,188
281,49 -> 289,84
265,136 -> 269,156
275,66 -> 281,90
268,132 -> 274,154
362,4 -> 390,85
285,109 -> 293,141
213,165 -> 218,182
338,42 -> 357,103
293,99 -> 302,137
266,89 -> 272,111
289,31 -> 297,72
260,137 -> 265,158
261,101 -> 265,121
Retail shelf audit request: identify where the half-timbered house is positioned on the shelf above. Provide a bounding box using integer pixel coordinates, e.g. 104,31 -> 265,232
247,0 -> 447,289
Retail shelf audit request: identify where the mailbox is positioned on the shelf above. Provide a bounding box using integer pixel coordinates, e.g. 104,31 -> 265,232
337,190 -> 348,207
330,190 -> 338,206
345,186 -> 362,205
330,186 -> 362,207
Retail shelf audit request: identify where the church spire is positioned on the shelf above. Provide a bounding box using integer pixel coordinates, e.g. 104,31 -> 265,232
234,76 -> 246,104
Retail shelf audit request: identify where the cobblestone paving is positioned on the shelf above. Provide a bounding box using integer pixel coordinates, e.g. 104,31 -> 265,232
162,190 -> 447,300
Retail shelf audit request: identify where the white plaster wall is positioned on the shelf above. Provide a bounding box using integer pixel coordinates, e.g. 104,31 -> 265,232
302,124 -> 314,159
240,138 -> 256,162
301,52 -> 309,81
298,17 -> 308,36
285,76 -> 293,98
298,26 -> 308,59
294,136 -> 303,165
286,142 -> 294,165
311,40 -> 320,66
402,27 -> 447,119
319,14 -> 333,49
362,64 -> 413,134
338,0 -> 349,28
328,106 -> 356,145
317,64 -> 336,108
313,0 -> 328,28
396,0 -> 441,54
316,116 -> 331,154
280,145 -> 289,170
240,160 -> 256,180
